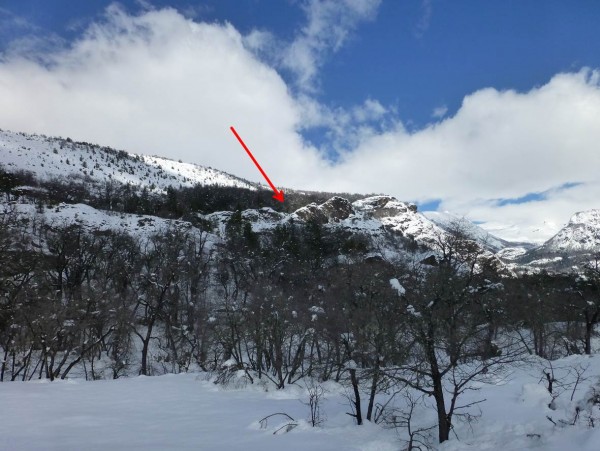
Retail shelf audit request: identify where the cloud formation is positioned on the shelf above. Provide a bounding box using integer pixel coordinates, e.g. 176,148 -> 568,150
431,105 -> 448,119
0,5 -> 328,187
281,0 -> 381,92
0,5 -> 599,243
414,0 -> 433,39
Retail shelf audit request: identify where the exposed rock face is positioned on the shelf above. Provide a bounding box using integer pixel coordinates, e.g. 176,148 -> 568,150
352,195 -> 418,219
294,196 -> 354,224
319,196 -> 354,222
420,255 -> 438,266
294,203 -> 328,224
351,195 -> 437,243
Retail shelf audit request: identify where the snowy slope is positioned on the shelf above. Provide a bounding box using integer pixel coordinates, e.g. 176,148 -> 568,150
7,201 -> 218,254
0,128 -> 256,192
3,355 -> 600,450
541,209 -> 600,252
17,202 -> 199,237
0,374 -> 399,451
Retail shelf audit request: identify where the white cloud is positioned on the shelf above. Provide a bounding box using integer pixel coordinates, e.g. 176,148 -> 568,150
0,7 -> 36,32
431,105 -> 448,118
279,0 -> 381,92
310,70 -> 600,241
0,5 -> 328,189
414,0 -> 433,38
1,6 -> 600,243
442,182 -> 600,243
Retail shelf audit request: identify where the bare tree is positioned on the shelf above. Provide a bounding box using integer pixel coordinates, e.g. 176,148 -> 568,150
393,227 -> 523,443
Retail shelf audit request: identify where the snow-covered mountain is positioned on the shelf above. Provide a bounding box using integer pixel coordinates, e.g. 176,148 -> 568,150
10,201 -> 212,242
424,211 -> 512,252
503,209 -> 600,272
0,128 -> 256,192
423,210 -> 538,265
540,209 -> 600,253
1,128 -> 459,262
6,127 -> 600,268
297,195 -> 442,245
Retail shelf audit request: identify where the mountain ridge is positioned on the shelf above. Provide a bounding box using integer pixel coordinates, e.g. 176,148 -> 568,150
2,127 -> 600,265
0,128 -> 258,193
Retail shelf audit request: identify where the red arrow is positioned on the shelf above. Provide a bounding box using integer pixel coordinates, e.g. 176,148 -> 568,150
230,126 -> 285,203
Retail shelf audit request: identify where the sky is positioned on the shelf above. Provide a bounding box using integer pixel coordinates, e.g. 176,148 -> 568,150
1,1 -> 600,243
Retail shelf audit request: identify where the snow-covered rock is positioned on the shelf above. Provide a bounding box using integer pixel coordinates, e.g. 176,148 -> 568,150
348,195 -> 441,245
496,246 -> 529,260
294,196 -> 353,224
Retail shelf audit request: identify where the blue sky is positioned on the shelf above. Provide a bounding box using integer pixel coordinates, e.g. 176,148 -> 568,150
3,1 -> 600,128
1,1 -> 600,242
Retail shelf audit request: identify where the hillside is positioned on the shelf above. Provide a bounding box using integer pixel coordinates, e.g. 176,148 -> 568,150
0,128 -> 459,258
0,128 -> 257,193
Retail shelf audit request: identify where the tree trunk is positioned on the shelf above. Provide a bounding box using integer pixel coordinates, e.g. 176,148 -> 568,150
432,373 -> 450,443
139,319 -> 155,376
585,321 -> 593,355
366,367 -> 379,421
349,368 -> 363,425
426,330 -> 450,443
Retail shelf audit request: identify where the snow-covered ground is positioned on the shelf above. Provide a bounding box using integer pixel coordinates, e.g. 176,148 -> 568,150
3,354 -> 600,450
11,201 -> 208,241
0,374 -> 397,451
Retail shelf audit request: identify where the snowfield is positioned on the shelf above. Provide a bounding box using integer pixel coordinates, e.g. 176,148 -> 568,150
3,354 -> 600,450
0,374 -> 398,451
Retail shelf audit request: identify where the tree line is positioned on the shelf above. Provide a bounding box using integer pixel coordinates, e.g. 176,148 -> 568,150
0,163 -> 368,218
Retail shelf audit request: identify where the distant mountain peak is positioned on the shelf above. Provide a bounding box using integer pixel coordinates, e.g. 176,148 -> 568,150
423,210 -> 527,253
542,208 -> 600,252
569,209 -> 600,226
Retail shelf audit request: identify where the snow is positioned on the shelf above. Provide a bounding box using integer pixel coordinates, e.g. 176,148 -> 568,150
202,195 -> 450,260
406,304 -> 421,317
389,278 -> 406,295
0,374 -> 398,451
0,128 -> 256,193
529,256 -> 564,266
8,201 -> 217,247
423,211 -> 525,252
570,210 -> 600,226
496,246 -> 528,260
350,196 -> 442,246
424,210 -> 510,252
4,355 -> 600,450
1,127 -> 506,265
